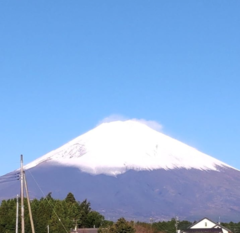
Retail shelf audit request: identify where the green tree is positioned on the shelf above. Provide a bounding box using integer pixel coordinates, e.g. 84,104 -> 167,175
0,199 -> 16,233
178,221 -> 192,231
49,200 -> 71,233
86,211 -> 105,228
109,218 -> 135,233
46,192 -> 53,200
78,199 -> 91,228
65,193 -> 76,204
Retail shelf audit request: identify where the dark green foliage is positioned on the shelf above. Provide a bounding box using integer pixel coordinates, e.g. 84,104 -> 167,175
1,195 -> 240,233
221,222 -> 240,233
65,193 -> 76,204
45,192 -> 53,200
152,219 -> 192,233
152,218 -> 176,233
99,218 -> 135,233
178,220 -> 192,231
85,211 -> 105,228
101,220 -> 114,228
0,193 -> 105,233
0,199 -> 18,233
111,218 -> 135,233
78,199 -> 91,228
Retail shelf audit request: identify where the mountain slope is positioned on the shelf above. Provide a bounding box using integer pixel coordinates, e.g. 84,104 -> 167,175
1,120 -> 240,222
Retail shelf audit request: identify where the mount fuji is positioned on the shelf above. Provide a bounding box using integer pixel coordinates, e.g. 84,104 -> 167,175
1,120 -> 240,221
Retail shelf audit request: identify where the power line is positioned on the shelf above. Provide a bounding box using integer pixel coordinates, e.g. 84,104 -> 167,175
26,170 -> 69,233
0,179 -> 19,184
0,173 -> 20,179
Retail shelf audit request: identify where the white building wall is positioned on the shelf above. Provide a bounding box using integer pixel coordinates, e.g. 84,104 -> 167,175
190,218 -> 229,233
213,226 -> 228,233
191,219 -> 216,229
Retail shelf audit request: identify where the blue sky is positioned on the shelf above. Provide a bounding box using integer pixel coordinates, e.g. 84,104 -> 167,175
0,1 -> 240,175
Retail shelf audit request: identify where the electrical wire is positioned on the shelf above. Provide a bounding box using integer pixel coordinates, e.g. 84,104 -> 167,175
0,178 -> 19,184
26,169 -> 69,233
0,173 -> 19,184
0,173 -> 20,179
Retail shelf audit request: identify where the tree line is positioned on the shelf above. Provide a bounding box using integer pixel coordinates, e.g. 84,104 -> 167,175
0,193 -> 112,233
1,193 -> 240,233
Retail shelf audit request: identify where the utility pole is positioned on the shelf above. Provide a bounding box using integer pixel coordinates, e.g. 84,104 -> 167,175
150,218 -> 153,230
16,194 -> 19,233
24,171 -> 35,233
175,216 -> 179,233
20,155 -> 25,233
20,155 -> 35,233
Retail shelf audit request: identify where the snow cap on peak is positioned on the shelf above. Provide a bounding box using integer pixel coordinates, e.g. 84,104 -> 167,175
24,120 -> 234,175
99,116 -> 163,131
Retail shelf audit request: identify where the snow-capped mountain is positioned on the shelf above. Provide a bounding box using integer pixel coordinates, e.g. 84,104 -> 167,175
24,120 -> 233,175
1,120 -> 240,222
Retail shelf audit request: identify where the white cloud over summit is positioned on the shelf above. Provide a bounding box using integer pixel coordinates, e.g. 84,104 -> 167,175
98,114 -> 163,131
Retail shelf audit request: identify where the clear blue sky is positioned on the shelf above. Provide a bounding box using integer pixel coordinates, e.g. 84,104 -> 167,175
0,1 -> 240,176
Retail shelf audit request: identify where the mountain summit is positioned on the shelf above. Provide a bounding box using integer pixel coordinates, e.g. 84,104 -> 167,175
1,120 -> 240,221
24,120 -> 232,175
